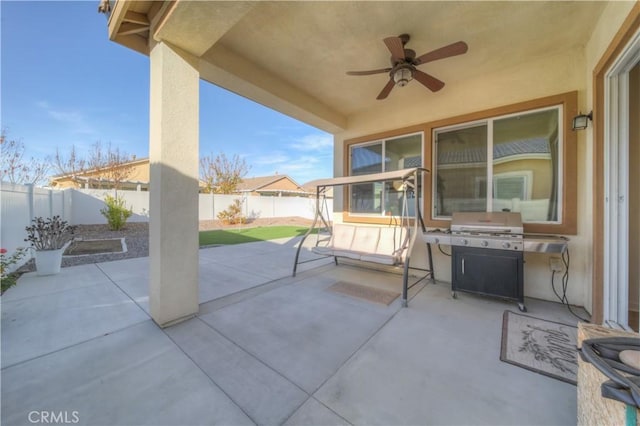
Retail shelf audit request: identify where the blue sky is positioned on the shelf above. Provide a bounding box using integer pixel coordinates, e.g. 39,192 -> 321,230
1,1 -> 333,184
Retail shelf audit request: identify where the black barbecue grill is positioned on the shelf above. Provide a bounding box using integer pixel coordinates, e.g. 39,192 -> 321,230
424,212 -> 569,312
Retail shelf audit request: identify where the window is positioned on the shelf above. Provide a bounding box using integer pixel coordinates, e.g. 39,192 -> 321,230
433,106 -> 561,224
348,133 -> 423,217
343,92 -> 577,233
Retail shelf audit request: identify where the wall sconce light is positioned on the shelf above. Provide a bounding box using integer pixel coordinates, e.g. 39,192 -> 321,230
572,111 -> 593,131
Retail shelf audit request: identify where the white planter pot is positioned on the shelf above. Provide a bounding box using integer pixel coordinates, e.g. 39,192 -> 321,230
35,248 -> 64,276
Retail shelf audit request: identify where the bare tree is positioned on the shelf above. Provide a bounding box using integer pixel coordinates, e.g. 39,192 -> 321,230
88,141 -> 134,193
87,141 -> 105,171
0,129 -> 50,186
200,152 -> 249,194
53,141 -> 134,192
53,145 -> 86,179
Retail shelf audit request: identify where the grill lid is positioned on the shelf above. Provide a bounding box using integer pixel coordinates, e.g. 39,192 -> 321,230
451,212 -> 523,234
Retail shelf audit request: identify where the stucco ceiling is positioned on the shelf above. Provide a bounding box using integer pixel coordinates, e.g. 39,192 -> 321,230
114,1 -> 608,132
207,2 -> 604,116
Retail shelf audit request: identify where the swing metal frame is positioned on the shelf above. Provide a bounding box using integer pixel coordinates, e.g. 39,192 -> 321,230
292,167 -> 435,307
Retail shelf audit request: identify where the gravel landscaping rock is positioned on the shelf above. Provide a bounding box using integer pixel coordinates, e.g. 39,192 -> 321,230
17,217 -> 314,272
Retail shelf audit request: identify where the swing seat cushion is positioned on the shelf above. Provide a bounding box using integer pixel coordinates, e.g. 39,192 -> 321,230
312,224 -> 354,256
361,227 -> 410,265
313,224 -> 411,266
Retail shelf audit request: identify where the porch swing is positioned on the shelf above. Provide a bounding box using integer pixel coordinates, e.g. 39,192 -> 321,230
292,167 -> 435,307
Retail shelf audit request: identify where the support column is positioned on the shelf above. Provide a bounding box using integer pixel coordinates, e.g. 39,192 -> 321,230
149,42 -> 200,327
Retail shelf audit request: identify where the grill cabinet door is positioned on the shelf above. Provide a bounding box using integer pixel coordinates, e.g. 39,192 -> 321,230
451,246 -> 523,302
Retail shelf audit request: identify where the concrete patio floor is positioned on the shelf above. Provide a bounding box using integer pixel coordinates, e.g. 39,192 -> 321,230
2,236 -> 585,425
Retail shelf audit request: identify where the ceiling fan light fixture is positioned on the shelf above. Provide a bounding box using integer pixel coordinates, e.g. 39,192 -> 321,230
393,67 -> 413,87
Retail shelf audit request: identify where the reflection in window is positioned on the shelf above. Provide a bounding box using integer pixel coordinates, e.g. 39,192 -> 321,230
434,107 -> 561,223
434,124 -> 487,216
350,143 -> 382,214
349,133 -> 423,216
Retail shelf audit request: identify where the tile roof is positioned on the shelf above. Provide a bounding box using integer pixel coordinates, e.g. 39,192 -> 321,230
236,174 -> 307,194
438,137 -> 551,165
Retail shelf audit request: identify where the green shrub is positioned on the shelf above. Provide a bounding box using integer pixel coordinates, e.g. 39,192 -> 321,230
217,199 -> 246,225
100,195 -> 133,230
1,247 -> 27,293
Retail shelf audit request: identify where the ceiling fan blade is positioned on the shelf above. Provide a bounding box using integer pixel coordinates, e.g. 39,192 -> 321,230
413,70 -> 445,92
383,36 -> 406,61
414,41 -> 468,65
346,68 -> 392,76
376,78 -> 395,100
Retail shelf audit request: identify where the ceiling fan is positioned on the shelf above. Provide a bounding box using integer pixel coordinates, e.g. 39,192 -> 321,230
347,34 -> 468,100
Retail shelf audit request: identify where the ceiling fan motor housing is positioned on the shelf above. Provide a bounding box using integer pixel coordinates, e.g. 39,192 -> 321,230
390,49 -> 416,67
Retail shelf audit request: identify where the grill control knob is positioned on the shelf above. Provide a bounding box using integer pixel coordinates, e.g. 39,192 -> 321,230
502,242 -> 511,249
434,238 -> 440,244
461,239 -> 468,245
481,240 -> 489,247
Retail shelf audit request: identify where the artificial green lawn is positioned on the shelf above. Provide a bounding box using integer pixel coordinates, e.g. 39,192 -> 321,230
199,226 -> 316,246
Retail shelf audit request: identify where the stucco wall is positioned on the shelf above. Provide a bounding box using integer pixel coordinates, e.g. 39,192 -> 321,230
333,43 -> 597,307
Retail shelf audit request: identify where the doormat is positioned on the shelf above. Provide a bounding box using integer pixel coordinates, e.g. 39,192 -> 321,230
500,310 -> 578,385
327,281 -> 400,306
64,238 -> 126,256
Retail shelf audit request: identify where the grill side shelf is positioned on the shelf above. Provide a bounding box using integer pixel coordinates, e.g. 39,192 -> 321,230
423,232 -> 568,253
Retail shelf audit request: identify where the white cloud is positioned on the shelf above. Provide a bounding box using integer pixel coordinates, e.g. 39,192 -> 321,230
36,101 -> 95,135
251,151 -> 290,165
276,154 -> 332,182
289,133 -> 333,151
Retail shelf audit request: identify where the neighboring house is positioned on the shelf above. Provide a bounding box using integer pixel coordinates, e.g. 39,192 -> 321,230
302,182 -> 334,199
49,158 -> 152,191
235,174 -> 309,197
49,158 -> 208,191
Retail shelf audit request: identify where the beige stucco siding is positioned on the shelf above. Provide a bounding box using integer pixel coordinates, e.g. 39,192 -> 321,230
50,160 -> 151,188
331,2 -> 640,311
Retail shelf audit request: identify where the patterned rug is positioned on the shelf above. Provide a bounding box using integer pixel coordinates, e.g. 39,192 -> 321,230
500,310 -> 578,385
327,281 -> 400,305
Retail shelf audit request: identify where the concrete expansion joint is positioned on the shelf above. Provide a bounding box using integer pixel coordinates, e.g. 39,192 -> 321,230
195,316 -> 309,396
95,263 -> 152,319
0,319 -> 149,371
162,315 -> 309,425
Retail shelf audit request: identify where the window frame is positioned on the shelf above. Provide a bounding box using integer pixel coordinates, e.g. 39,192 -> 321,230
432,104 -> 562,224
343,126 -> 425,224
493,170 -> 533,201
342,92 -> 578,234
425,92 -> 577,234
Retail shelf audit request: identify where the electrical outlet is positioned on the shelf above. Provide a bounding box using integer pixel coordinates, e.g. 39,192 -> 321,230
549,257 -> 563,272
